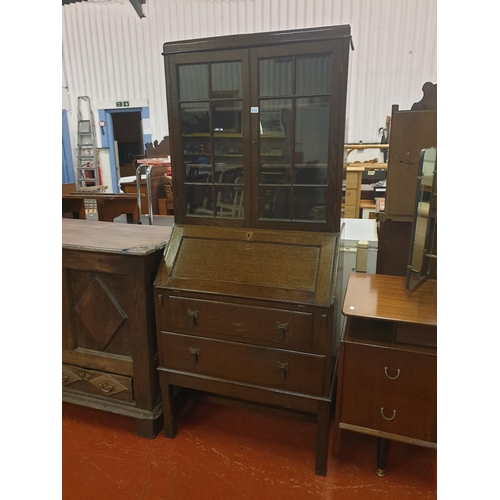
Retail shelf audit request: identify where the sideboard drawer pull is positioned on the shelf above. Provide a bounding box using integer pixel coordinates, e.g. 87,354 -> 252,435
277,361 -> 289,379
189,347 -> 200,362
98,383 -> 114,394
380,407 -> 396,421
78,371 -> 92,381
62,374 -> 68,384
276,321 -> 289,340
188,309 -> 199,326
384,367 -> 400,380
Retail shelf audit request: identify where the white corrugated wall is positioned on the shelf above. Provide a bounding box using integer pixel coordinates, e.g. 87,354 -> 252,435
62,0 -> 436,177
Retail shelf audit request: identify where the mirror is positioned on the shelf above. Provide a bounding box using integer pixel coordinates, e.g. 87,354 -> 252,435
406,147 -> 437,291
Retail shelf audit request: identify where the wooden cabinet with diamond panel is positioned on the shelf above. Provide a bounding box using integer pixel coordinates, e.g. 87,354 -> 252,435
62,219 -> 171,438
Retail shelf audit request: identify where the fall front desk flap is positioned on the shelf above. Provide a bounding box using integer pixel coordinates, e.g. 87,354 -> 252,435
154,225 -> 339,307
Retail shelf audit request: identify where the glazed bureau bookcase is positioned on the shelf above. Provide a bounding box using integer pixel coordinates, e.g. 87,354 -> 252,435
154,25 -> 352,475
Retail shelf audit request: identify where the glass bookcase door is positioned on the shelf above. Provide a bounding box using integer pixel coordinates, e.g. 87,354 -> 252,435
255,50 -> 332,224
176,55 -> 247,221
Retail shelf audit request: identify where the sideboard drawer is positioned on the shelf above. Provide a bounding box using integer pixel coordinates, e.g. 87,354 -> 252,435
342,343 -> 436,400
62,364 -> 134,403
340,389 -> 436,443
160,332 -> 326,396
168,296 -> 314,350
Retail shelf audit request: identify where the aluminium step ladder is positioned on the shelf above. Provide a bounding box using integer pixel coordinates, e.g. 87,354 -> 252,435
76,96 -> 100,190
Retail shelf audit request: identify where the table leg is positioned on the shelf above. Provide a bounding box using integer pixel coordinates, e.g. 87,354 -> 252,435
315,399 -> 331,476
159,371 -> 177,438
376,437 -> 391,477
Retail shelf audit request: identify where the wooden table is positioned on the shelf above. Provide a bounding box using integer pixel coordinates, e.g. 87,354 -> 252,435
62,193 -> 144,223
62,219 -> 172,437
335,273 -> 436,476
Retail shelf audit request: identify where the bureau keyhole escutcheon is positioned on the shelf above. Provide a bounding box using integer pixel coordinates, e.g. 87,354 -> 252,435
189,347 -> 200,362
380,407 -> 396,421
384,367 -> 400,380
277,361 -> 289,379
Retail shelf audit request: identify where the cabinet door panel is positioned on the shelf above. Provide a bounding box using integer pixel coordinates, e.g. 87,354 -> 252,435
250,40 -> 346,231
169,49 -> 250,225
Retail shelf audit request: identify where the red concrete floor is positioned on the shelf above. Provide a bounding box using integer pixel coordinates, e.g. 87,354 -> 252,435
62,399 -> 437,500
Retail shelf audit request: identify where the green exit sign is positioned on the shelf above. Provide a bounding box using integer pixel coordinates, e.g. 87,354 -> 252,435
116,101 -> 130,107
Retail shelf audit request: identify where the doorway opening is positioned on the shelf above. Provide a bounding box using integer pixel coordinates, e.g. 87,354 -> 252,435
98,106 -> 152,193
112,111 -> 143,178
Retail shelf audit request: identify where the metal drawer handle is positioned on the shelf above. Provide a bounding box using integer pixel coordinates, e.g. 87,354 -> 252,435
380,408 -> 396,421
277,361 -> 289,380
62,374 -> 68,384
276,321 -> 289,340
188,309 -> 198,326
384,367 -> 400,380
189,347 -> 200,362
78,371 -> 92,381
98,383 -> 114,394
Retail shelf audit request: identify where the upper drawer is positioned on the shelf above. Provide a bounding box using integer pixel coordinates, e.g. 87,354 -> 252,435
342,343 -> 436,400
160,331 -> 326,397
168,296 -> 314,350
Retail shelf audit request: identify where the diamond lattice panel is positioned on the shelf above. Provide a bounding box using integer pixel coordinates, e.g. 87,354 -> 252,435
75,276 -> 127,351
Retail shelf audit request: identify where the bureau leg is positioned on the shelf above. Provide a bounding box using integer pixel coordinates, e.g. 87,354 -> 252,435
376,437 -> 390,477
315,399 -> 331,476
135,415 -> 163,439
159,372 -> 177,438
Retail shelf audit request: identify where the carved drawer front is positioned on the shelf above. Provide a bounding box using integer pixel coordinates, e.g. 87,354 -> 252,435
160,332 -> 325,396
168,296 -> 314,350
342,343 -> 436,401
62,364 -> 134,403
340,389 -> 437,443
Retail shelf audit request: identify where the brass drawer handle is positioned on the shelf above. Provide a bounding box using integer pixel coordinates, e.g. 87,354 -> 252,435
380,407 -> 396,421
276,321 -> 289,340
62,374 -> 68,383
78,371 -> 92,381
98,383 -> 114,394
277,361 -> 289,380
384,367 -> 400,380
189,347 -> 200,362
188,309 -> 199,326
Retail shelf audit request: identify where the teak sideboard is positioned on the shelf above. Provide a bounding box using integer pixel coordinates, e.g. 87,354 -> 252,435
335,273 -> 437,476
62,219 -> 172,437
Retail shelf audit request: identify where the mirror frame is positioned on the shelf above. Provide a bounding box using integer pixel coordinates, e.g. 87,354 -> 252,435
406,147 -> 437,291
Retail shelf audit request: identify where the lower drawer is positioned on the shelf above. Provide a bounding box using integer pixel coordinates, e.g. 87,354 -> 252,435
340,389 -> 436,443
160,332 -> 326,396
62,364 -> 134,403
